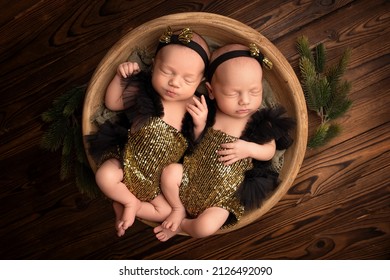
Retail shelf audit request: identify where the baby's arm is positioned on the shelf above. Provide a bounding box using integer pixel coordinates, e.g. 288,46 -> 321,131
218,139 -> 276,166
186,95 -> 208,140
105,62 -> 140,111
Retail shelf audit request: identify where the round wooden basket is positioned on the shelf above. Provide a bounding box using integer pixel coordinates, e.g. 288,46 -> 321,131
82,12 -> 308,234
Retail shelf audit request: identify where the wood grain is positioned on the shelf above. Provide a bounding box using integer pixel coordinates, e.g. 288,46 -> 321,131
0,0 -> 389,260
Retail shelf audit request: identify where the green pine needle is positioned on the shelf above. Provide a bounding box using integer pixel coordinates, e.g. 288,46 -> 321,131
327,97 -> 352,121
40,118 -> 69,151
326,48 -> 351,92
60,153 -> 73,180
62,131 -> 74,156
308,123 -> 329,148
315,43 -> 326,73
315,76 -> 331,110
296,35 -> 315,64
63,86 -> 86,117
299,57 -> 318,111
41,106 -> 63,123
325,123 -> 342,141
308,123 -> 341,148
75,162 -> 101,198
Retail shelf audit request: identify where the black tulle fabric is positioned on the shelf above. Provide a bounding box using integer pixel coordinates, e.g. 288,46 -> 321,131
237,106 -> 295,211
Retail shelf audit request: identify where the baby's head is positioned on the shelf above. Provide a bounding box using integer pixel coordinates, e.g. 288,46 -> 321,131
205,43 -> 269,118
154,27 -> 210,74
151,27 -> 210,102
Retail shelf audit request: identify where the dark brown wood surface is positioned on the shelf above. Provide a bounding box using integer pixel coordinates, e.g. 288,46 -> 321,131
0,0 -> 389,259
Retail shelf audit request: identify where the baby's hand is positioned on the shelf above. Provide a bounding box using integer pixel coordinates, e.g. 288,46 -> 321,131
117,62 -> 141,78
217,139 -> 251,166
187,95 -> 208,130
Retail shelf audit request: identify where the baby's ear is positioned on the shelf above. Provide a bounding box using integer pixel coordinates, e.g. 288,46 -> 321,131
205,82 -> 215,100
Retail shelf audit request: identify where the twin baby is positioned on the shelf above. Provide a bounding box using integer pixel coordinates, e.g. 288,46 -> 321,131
86,27 -> 295,241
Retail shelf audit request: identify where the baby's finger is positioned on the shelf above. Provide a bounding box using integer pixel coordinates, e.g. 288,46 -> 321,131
218,154 -> 236,163
123,63 -> 134,77
217,149 -> 234,156
125,63 -> 135,76
132,63 -> 141,74
186,104 -> 198,115
118,64 -> 128,78
192,96 -> 203,108
200,95 -> 207,106
194,95 -> 207,110
220,142 -> 235,149
187,103 -> 202,114
222,158 -> 238,166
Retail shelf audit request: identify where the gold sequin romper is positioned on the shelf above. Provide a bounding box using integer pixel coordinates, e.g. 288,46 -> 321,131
179,127 -> 253,225
123,117 -> 187,201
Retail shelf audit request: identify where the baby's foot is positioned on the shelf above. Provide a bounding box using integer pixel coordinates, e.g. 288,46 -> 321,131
112,202 -> 125,236
112,200 -> 141,237
154,225 -> 179,242
162,207 -> 186,231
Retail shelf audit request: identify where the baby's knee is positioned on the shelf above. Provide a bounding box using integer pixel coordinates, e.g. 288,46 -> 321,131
95,159 -> 123,186
190,208 -> 229,238
158,206 -> 172,220
190,219 -> 220,238
161,164 -> 182,185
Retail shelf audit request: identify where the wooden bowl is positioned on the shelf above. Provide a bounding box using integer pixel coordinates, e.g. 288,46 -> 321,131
82,12 -> 308,234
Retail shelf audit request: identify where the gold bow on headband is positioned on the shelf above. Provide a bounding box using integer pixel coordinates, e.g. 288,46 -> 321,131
249,43 -> 273,70
159,26 -> 173,43
178,27 -> 193,44
159,26 -> 193,45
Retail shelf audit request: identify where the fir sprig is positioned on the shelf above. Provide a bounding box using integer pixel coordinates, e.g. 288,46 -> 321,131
296,36 -> 353,148
41,85 -> 101,198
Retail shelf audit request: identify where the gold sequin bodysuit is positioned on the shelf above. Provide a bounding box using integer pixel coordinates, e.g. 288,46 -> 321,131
179,127 -> 253,225
123,117 -> 187,201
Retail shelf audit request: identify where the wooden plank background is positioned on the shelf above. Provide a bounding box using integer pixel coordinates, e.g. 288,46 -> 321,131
0,0 -> 389,259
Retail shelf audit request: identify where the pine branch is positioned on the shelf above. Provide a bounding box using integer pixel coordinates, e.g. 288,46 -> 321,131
40,84 -> 99,198
296,36 -> 353,148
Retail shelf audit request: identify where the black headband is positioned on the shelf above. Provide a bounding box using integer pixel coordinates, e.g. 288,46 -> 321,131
206,44 -> 272,82
155,27 -> 209,67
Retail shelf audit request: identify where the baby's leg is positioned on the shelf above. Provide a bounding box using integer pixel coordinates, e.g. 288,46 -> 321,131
154,207 -> 229,242
136,194 -> 172,222
96,158 -> 141,236
160,163 -> 186,231
181,207 -> 229,238
112,201 -> 125,236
